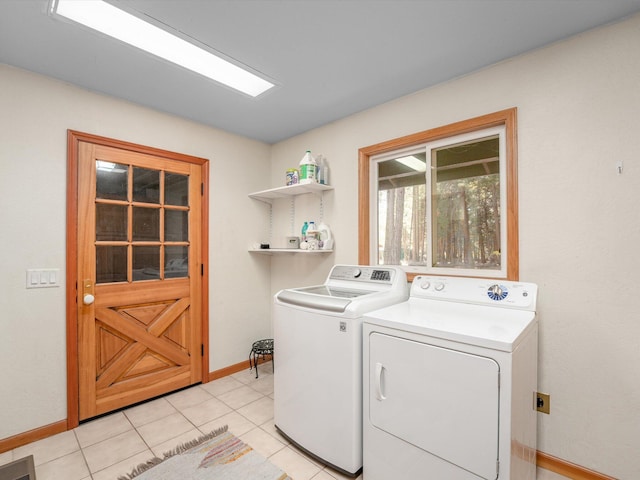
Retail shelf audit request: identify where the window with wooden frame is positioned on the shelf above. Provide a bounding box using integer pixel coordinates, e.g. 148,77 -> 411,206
358,108 -> 519,280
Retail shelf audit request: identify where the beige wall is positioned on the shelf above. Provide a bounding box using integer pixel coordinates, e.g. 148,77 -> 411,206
269,14 -> 640,479
0,64 -> 272,439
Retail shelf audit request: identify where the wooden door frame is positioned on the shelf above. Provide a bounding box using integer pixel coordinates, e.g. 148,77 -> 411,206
65,130 -> 210,429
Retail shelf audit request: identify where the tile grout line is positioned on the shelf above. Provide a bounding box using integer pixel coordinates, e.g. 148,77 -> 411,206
71,428 -> 94,480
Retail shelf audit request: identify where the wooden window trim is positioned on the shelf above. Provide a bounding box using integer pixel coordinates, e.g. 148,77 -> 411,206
358,108 -> 519,281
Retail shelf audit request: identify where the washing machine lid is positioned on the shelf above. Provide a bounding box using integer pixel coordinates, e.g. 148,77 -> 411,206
275,286 -> 370,313
363,299 -> 536,352
274,265 -> 409,315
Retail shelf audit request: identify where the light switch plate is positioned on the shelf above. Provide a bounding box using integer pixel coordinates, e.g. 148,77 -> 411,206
26,269 -> 60,288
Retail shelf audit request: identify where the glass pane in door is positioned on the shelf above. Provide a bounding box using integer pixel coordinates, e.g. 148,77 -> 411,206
132,207 -> 160,241
165,210 -> 188,242
165,246 -> 188,278
132,246 -> 160,281
165,173 -> 188,206
96,246 -> 127,284
96,162 -> 128,201
133,167 -> 160,204
96,204 -> 127,241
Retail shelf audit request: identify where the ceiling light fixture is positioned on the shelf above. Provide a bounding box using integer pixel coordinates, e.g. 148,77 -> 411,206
49,0 -> 275,97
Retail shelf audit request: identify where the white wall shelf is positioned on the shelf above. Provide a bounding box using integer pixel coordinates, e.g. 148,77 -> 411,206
249,248 -> 334,255
249,181 -> 334,255
249,183 -> 333,203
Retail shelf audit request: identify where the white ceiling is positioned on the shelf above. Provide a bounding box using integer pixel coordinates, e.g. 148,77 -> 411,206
2,0 -> 640,144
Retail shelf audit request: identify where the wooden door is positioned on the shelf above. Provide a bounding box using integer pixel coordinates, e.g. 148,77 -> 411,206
75,139 -> 205,421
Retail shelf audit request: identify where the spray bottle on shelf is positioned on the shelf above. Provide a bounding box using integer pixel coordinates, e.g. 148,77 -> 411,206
301,221 -> 309,240
299,150 -> 318,184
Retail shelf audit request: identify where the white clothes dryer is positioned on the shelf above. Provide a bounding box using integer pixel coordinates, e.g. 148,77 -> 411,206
362,276 -> 538,480
274,265 -> 408,476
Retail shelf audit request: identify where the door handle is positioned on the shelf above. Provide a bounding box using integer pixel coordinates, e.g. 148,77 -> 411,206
83,279 -> 94,305
375,362 -> 386,401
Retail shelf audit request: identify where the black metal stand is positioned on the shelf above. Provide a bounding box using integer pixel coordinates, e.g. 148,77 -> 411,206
249,338 -> 274,378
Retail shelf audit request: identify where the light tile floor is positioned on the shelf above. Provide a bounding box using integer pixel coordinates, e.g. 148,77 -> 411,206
1,364 -> 358,480
1,363 -> 568,480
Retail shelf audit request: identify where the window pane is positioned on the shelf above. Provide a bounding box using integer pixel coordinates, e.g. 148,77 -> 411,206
133,167 -> 160,204
165,246 -> 188,278
432,136 -> 501,270
165,173 -> 189,206
132,246 -> 160,281
165,210 -> 188,242
132,207 -> 160,241
96,204 -> 127,241
96,161 -> 128,201
377,154 -> 427,266
96,246 -> 127,284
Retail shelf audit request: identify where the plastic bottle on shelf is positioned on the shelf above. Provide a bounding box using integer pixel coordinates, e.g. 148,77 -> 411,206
299,150 -> 318,184
317,155 -> 329,185
316,155 -> 323,184
306,221 -> 317,249
301,221 -> 309,240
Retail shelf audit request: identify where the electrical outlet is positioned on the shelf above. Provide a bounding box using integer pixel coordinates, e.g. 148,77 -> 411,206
536,392 -> 550,414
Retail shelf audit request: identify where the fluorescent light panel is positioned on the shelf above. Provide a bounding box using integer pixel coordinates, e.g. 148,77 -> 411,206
50,0 -> 274,97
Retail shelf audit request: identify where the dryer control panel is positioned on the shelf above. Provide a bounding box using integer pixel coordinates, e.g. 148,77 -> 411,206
412,276 -> 537,311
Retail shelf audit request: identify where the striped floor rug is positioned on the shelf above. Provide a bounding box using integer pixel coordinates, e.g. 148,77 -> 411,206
118,425 -> 292,480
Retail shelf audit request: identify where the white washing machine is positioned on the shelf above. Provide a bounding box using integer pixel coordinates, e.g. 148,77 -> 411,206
274,265 -> 408,476
362,276 -> 538,480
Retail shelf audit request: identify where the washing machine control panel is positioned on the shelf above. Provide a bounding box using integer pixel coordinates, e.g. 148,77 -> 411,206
329,265 -> 395,284
412,276 -> 537,310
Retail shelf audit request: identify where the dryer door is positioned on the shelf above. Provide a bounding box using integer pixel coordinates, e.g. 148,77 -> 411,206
369,333 -> 500,480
